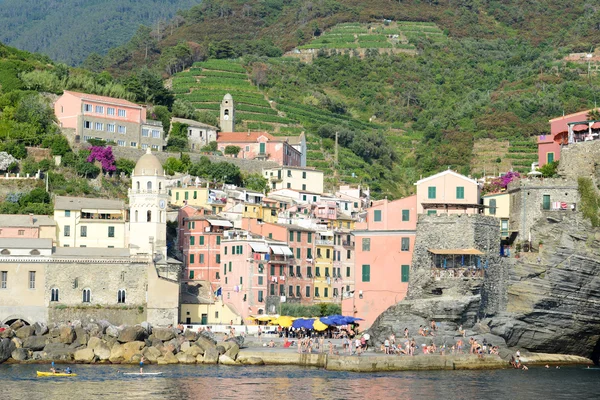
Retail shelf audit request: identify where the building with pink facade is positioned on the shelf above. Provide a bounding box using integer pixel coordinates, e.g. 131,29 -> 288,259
217,132 -> 301,166
414,170 -> 481,215
54,90 -> 165,150
177,206 -> 233,283
538,109 -> 600,167
342,195 -> 417,329
0,214 -> 56,242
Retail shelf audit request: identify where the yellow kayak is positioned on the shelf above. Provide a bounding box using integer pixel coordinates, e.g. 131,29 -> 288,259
37,371 -> 77,377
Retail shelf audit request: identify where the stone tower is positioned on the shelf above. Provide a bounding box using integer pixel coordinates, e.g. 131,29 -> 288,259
220,93 -> 235,132
128,149 -> 169,261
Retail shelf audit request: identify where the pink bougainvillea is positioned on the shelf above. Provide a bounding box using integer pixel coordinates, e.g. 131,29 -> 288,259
483,171 -> 520,194
87,146 -> 116,172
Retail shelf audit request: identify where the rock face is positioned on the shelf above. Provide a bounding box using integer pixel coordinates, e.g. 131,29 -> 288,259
152,328 -> 175,342
0,338 -> 16,363
118,326 -> 147,343
23,335 -> 47,351
368,209 -> 600,363
74,348 -> 95,362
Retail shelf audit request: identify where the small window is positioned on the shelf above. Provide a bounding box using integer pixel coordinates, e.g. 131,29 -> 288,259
456,186 -> 465,200
80,226 -> 87,237
118,109 -> 126,117
427,210 -> 437,216
65,210 -> 71,217
82,289 -> 91,303
362,238 -> 370,251
29,271 -> 36,289
51,287 -> 59,302
147,210 -> 151,222
489,199 -> 497,215
95,105 -> 104,114
0,271 -> 6,289
305,286 -> 311,298
190,254 -> 195,264
18,230 -> 24,236
401,265 -> 410,282
402,209 -> 409,222
374,210 -> 382,222
401,237 -> 410,251
107,107 -> 115,116
302,171 -> 306,179
117,289 -> 126,303
362,265 -> 370,282
108,226 -> 115,238
428,186 -> 436,199
64,225 -> 71,237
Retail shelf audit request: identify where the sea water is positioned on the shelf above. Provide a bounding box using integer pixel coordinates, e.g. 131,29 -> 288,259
1,363 -> 598,399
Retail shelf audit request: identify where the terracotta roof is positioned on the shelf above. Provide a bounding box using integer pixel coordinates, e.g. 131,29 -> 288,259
216,132 -> 278,143
63,90 -> 141,108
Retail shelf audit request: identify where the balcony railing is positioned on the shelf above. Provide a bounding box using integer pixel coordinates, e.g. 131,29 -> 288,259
431,267 -> 484,279
342,240 -> 354,247
316,239 -> 333,246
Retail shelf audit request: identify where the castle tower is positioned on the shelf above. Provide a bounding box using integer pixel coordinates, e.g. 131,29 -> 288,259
220,93 -> 235,132
129,149 -> 168,261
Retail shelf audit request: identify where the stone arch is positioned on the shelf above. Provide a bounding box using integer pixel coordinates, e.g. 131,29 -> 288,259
30,249 -> 40,255
1,249 -> 10,255
2,316 -> 31,326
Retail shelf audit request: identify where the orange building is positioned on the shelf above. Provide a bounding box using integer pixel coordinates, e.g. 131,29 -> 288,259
217,132 -> 301,166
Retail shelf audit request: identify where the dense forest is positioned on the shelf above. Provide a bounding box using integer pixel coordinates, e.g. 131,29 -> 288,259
2,0 -> 600,198
0,0 -> 200,65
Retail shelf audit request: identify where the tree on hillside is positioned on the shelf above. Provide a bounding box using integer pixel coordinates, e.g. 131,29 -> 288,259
125,68 -> 174,107
41,134 -> 71,156
224,145 -> 241,156
115,158 -> 136,176
167,122 -> 189,151
164,157 -> 184,176
251,62 -> 269,89
201,141 -> 218,152
244,173 -> 268,193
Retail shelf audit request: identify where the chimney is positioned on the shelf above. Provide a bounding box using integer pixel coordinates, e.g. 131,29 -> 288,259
29,213 -> 34,225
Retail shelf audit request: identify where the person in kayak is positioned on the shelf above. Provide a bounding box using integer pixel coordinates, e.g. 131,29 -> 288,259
65,367 -> 72,374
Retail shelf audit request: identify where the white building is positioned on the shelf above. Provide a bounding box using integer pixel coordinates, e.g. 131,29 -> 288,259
170,117 -> 218,151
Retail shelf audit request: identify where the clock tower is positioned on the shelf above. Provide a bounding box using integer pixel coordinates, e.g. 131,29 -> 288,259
129,149 -> 168,261
220,93 -> 235,132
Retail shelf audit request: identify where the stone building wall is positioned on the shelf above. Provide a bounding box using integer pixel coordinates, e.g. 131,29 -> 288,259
48,306 -> 146,326
507,177 -> 579,244
557,140 -> 600,181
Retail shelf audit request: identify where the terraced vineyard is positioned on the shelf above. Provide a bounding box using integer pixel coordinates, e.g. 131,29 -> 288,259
506,140 -> 539,174
471,138 -> 538,176
295,21 -> 447,53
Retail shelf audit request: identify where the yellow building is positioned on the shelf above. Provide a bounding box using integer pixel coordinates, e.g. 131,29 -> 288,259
314,231 -> 335,303
482,192 -> 511,238
170,187 -> 226,214
242,202 -> 278,224
54,196 -> 128,248
180,281 -> 241,325
263,166 -> 324,194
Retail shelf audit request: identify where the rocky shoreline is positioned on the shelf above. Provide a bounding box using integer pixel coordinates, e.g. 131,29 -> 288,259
0,321 -> 593,372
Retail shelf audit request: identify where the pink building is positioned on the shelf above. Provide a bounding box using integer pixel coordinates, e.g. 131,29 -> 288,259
240,218 -> 315,305
0,214 -> 56,241
315,201 -> 337,220
414,170 -> 481,215
217,132 -> 301,166
178,206 -> 233,283
220,235 -> 271,319
54,90 -> 165,150
342,195 -> 417,329
538,109 -> 600,167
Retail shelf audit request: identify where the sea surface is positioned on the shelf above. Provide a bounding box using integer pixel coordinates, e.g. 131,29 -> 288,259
0,363 -> 598,400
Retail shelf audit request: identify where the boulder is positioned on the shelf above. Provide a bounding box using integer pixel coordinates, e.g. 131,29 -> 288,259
224,343 -> 239,360
74,348 -> 95,362
0,338 -> 16,363
216,345 -> 226,355
117,326 -> 147,343
152,328 -> 176,342
23,335 -> 47,351
0,328 -> 14,339
196,354 -> 204,364
165,338 -> 180,353
203,347 -> 219,364
97,320 -> 111,334
122,341 -> 145,362
87,337 -> 102,350
142,346 -> 162,363
184,345 -> 202,357
33,322 -> 48,336
219,354 -> 237,365
242,357 -> 264,365
196,335 -> 216,352
48,327 -> 61,338
180,341 -> 191,353
199,330 -> 216,342
11,337 -> 22,349
85,323 -> 102,337
176,352 -> 197,364
74,327 -> 89,347
11,348 -> 29,361
226,336 -> 245,348
105,325 -> 120,338
9,320 -> 24,331
93,341 -> 111,361
217,341 -> 233,352
157,352 -> 179,365
183,330 -> 197,341
59,326 -> 75,344
141,322 -> 152,335
109,343 -> 125,363
15,325 -> 35,339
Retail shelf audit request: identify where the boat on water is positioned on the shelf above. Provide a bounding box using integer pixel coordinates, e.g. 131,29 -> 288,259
36,371 -> 78,377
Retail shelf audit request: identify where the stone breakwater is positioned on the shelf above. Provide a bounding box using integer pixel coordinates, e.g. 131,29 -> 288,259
0,320 -> 592,372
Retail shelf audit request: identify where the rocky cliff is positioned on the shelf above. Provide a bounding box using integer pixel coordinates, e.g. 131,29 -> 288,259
369,210 -> 600,363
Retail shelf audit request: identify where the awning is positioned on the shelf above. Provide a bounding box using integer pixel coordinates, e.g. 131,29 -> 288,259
207,219 -> 233,227
270,245 -> 293,256
428,248 -> 484,255
319,231 -> 334,237
82,209 -> 122,214
249,243 -> 269,253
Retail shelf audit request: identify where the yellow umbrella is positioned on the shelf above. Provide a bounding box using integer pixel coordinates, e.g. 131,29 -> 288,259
313,319 -> 329,331
272,316 -> 295,327
256,315 -> 276,322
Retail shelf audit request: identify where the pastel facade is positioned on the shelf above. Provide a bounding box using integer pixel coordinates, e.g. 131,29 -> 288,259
415,170 -> 481,215
171,117 -> 218,151
0,214 -> 56,242
482,192 -> 511,238
54,90 -> 165,150
343,195 -> 417,329
54,196 -> 128,249
217,132 -> 301,166
170,186 -> 227,214
263,166 -> 324,193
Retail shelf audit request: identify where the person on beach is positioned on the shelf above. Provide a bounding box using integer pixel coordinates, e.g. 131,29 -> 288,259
297,339 -> 302,354
458,325 -> 465,337
319,336 -> 325,353
257,326 -> 262,342
355,338 -> 362,356
404,328 -> 409,339
456,339 -> 463,354
389,333 -> 396,346
328,341 -> 334,355
410,338 -> 416,356
139,356 -> 145,374
268,339 -> 275,348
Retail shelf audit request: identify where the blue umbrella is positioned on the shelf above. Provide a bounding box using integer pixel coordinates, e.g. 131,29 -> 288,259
292,318 -> 315,329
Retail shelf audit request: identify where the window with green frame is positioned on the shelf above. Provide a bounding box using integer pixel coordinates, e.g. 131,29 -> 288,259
428,186 -> 436,199
307,232 -> 312,243
289,231 -> 294,241
427,210 -> 437,216
224,246 -> 228,255
401,238 -> 410,251
401,265 -> 410,282
361,265 -> 370,282
200,254 -> 205,263
456,186 -> 465,200
296,248 -> 301,259
189,270 -> 194,279
216,236 -> 221,245
307,248 -> 312,258
189,254 -> 194,264
216,254 -> 220,264
296,232 -> 301,242
190,236 -> 195,245
228,262 -> 232,272
362,238 -> 370,251
402,209 -> 409,221
374,210 -> 382,222
200,236 -> 205,245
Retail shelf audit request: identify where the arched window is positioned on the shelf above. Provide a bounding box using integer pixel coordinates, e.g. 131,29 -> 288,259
258,309 -> 264,315
117,289 -> 126,304
51,288 -> 59,302
224,109 -> 229,116
1,249 -> 10,255
30,249 -> 40,255
147,181 -> 152,190
82,288 -> 91,303
135,210 -> 138,222
136,181 -> 140,190
159,182 -> 162,190
489,199 -> 497,215
147,210 -> 152,222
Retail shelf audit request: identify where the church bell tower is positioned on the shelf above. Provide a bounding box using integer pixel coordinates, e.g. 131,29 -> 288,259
220,93 -> 235,132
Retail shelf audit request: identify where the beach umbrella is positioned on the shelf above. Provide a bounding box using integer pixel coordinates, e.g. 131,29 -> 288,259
272,316 -> 295,327
292,318 -> 315,329
313,319 -> 329,331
